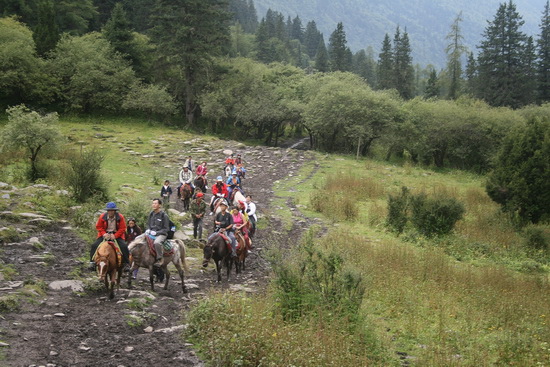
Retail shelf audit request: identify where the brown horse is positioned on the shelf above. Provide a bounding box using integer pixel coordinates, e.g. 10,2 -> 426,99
235,230 -> 250,274
179,183 -> 193,211
203,233 -> 234,282
95,241 -> 123,299
194,175 -> 206,194
127,234 -> 188,293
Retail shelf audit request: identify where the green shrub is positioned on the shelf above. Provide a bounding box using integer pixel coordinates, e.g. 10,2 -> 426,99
123,197 -> 150,229
67,148 -> 109,203
410,193 -> 465,237
522,225 -> 549,251
386,186 -> 410,234
0,295 -> 19,313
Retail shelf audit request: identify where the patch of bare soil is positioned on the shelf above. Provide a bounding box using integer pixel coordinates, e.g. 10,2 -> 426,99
0,143 -> 317,367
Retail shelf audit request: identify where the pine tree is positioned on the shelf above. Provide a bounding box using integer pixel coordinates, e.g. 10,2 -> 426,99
425,69 -> 439,98
315,37 -> 329,72
290,15 -> 303,42
304,20 -> 321,58
377,33 -> 394,90
352,49 -> 377,85
393,27 -> 414,99
477,1 -> 534,108
538,0 -> 550,102
33,0 -> 59,56
465,52 -> 477,95
445,12 -> 468,99
328,22 -> 350,72
103,3 -> 134,59
151,0 -> 229,126
246,0 -> 258,33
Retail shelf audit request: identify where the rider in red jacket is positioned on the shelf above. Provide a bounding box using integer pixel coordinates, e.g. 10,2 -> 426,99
210,176 -> 228,212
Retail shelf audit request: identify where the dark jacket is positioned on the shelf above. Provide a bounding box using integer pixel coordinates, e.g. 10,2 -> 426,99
126,225 -> 142,243
215,211 -> 234,231
146,210 -> 170,236
190,199 -> 207,217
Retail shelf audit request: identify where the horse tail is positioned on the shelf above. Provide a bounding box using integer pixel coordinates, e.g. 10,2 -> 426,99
175,239 -> 189,272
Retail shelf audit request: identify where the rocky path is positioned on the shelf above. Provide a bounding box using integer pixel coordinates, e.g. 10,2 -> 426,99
0,140 -> 320,367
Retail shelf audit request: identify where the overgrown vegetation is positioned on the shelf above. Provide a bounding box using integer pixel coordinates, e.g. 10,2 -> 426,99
67,148 -> 109,203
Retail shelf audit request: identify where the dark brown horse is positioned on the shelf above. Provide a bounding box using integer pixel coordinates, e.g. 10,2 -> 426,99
127,234 -> 188,293
203,233 -> 234,282
179,183 -> 193,211
95,241 -> 123,299
194,175 -> 206,194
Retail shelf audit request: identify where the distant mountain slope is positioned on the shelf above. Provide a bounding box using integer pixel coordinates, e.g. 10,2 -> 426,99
253,0 -> 546,68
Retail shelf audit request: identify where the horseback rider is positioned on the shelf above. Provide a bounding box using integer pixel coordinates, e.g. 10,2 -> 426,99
235,153 -> 242,166
195,161 -> 208,190
209,176 -> 228,214
145,198 -> 170,266
245,195 -> 257,238
89,202 -> 130,271
214,201 -> 237,258
184,155 -> 194,171
226,170 -> 242,199
236,164 -> 246,179
177,165 -> 194,197
233,201 -> 251,249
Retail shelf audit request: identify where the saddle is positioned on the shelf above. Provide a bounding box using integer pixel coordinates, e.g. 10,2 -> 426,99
146,235 -> 175,258
217,232 -> 232,251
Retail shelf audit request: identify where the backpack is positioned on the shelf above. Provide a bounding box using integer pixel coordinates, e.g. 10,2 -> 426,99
167,217 -> 176,239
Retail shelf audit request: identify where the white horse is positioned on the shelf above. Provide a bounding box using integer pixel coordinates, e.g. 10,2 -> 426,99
127,234 -> 189,293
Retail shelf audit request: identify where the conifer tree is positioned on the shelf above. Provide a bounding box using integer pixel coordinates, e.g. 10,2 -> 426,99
538,0 -> 550,102
393,27 -> 414,99
103,3 -> 134,59
328,22 -> 351,72
477,1 -> 534,107
445,12 -> 467,99
152,0 -> 229,126
33,0 -> 59,56
425,69 -> 439,98
290,15 -> 303,42
353,48 -> 377,85
304,20 -> 321,58
377,33 -> 394,90
315,37 -> 329,72
465,51 -> 477,94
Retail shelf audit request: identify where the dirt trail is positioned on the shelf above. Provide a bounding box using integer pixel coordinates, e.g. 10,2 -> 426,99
0,142 -> 317,367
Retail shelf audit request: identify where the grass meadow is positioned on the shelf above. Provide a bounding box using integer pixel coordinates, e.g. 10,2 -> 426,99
187,152 -> 550,366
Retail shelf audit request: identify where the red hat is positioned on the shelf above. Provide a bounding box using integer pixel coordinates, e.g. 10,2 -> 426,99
238,200 -> 245,206
196,192 -> 204,198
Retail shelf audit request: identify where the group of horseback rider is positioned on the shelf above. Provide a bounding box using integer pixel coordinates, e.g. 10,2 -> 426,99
88,153 -> 257,270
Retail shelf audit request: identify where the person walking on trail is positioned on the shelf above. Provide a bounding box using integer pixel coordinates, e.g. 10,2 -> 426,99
245,195 -> 257,238
89,202 -> 129,271
160,180 -> 173,208
177,166 -> 194,197
190,192 -> 207,240
126,217 -> 142,244
214,201 -> 237,258
145,198 -> 170,266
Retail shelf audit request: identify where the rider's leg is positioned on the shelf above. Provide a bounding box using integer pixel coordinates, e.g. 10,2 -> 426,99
228,231 -> 237,257
89,237 -> 103,261
153,235 -> 167,264
192,217 -> 198,239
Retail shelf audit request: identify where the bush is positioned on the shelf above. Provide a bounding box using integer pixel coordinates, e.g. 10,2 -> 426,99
410,193 -> 465,237
67,148 -> 109,203
522,225 -> 549,251
486,118 -> 550,225
310,190 -> 358,221
386,186 -> 410,234
123,197 -> 151,229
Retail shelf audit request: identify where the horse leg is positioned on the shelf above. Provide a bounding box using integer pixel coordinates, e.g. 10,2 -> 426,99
163,265 -> 170,290
174,262 -> 187,293
215,260 -> 222,282
148,266 -> 155,291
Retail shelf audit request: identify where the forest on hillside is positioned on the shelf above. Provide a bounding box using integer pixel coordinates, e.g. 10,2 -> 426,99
1,0 -> 549,224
